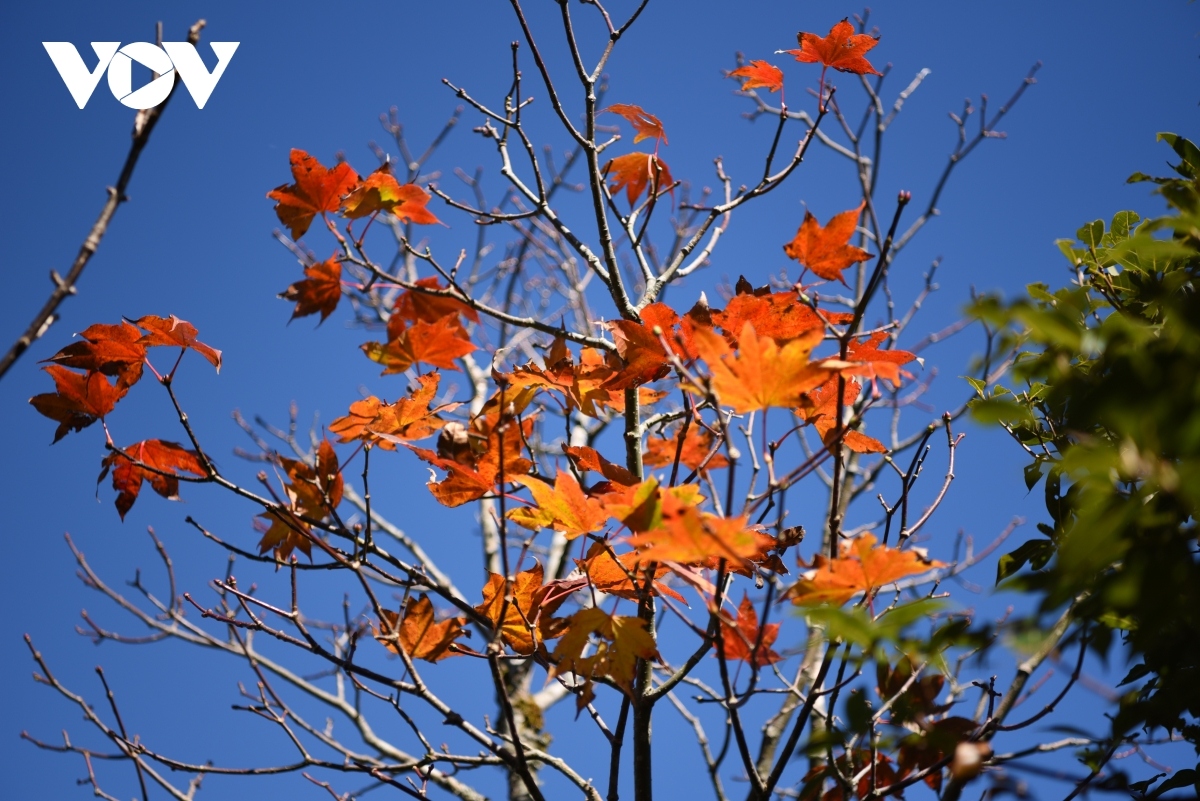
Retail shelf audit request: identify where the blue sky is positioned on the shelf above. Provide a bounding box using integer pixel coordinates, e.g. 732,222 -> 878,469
1,1 -> 1198,799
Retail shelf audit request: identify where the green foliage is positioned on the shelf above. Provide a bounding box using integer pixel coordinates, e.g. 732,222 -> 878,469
969,133 -> 1200,766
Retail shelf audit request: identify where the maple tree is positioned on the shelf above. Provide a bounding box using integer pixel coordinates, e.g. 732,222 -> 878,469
30,7 -> 1156,801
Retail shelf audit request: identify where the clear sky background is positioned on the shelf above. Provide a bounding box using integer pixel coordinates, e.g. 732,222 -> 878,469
1,2 -> 1198,799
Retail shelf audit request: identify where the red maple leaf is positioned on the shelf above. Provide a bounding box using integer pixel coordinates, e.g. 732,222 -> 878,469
342,163 -> 441,224
603,152 -> 674,206
602,103 -> 667,145
30,365 -> 128,442
802,377 -> 887,454
98,439 -> 207,519
847,331 -> 917,389
710,279 -> 838,345
256,440 -> 344,561
717,594 -> 783,667
43,321 -> 146,389
410,416 -> 534,508
785,19 -> 882,77
698,529 -> 790,579
280,256 -> 342,323
363,314 -> 477,374
267,148 -> 361,239
135,315 -> 222,372
618,483 -> 766,566
605,302 -> 681,390
729,60 -> 784,93
782,202 -> 872,284
389,277 -> 479,341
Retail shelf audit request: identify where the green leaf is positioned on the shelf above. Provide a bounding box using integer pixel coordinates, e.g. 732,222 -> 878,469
1056,239 -> 1083,264
1157,132 -> 1200,178
1128,773 -> 1165,794
996,539 -> 1055,584
1109,210 -> 1140,241
1027,283 -> 1058,303
876,599 -> 946,634
1097,611 -> 1137,631
1152,767 -> 1198,797
969,398 -> 1035,426
1023,460 -> 1045,490
1116,663 -> 1150,686
803,606 -> 878,648
844,689 -> 872,734
1077,219 -> 1104,249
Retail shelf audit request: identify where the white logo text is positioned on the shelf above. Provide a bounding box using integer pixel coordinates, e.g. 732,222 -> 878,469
43,41 -> 239,109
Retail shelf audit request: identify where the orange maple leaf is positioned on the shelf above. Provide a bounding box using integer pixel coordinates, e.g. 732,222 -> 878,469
389,277 -> 479,341
698,529 -> 791,578
362,314 -> 477,374
802,377 -> 887,454
783,202 -> 872,284
30,365 -> 128,442
575,541 -> 685,603
717,594 -> 783,667
375,594 -> 467,663
99,439 -> 206,520
690,323 -> 834,413
605,302 -> 681,390
507,346 -> 629,418
267,148 -> 361,239
603,152 -> 674,206
563,445 -> 637,487
255,505 -> 313,561
643,424 -> 729,472
411,416 -> 533,507
599,478 -> 702,535
135,315 -> 222,372
551,608 -> 659,709
43,321 -> 146,389
410,453 -> 496,507
602,103 -> 667,145
476,563 -> 566,655
628,506 -> 765,567
786,533 -> 943,606
846,331 -> 917,389
878,656 -> 950,726
710,280 -> 838,346
507,470 -> 608,539
281,440 -> 344,512
330,373 -> 454,449
613,482 -> 764,566
785,19 -> 882,77
341,164 -> 440,224
898,715 -> 977,790
256,440 -> 343,560
730,60 -> 784,93
280,256 -> 342,323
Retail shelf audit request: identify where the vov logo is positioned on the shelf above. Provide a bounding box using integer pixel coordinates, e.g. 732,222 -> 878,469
43,41 -> 239,110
